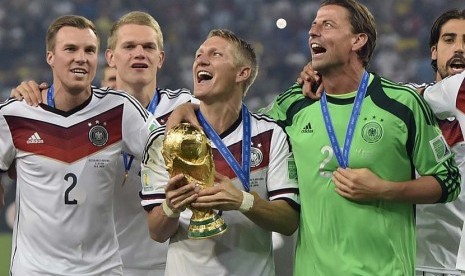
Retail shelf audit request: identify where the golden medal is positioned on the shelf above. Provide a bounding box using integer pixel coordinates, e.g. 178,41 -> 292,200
122,152 -> 134,186
121,171 -> 129,186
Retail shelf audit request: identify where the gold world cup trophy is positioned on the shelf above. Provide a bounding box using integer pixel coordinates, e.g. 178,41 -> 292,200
162,123 -> 227,239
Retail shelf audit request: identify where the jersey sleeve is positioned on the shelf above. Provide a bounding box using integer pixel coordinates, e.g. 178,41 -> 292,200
411,95 -> 461,203
259,82 -> 305,121
122,97 -> 160,161
267,124 -> 300,210
140,125 -> 168,211
0,105 -> 16,171
423,71 -> 465,119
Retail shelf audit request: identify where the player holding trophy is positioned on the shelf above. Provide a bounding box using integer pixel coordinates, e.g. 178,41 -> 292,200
140,29 -> 299,275
162,123 -> 226,238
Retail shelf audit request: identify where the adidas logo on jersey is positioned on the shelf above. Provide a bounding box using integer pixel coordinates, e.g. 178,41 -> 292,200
26,132 -> 44,144
301,122 -> 314,133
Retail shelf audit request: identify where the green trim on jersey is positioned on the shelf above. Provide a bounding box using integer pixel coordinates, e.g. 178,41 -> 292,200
264,73 -> 460,276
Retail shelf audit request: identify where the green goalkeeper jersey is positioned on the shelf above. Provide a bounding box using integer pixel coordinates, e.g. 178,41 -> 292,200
263,73 -> 460,276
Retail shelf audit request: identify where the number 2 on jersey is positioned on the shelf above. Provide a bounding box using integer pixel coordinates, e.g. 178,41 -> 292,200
319,145 -> 334,178
64,173 -> 78,205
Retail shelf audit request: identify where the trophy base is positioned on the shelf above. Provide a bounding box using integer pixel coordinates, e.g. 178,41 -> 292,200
188,212 -> 227,239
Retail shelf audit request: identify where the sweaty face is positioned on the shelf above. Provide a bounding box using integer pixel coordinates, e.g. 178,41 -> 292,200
308,5 -> 359,73
432,19 -> 465,80
193,36 -> 240,103
47,26 -> 98,94
107,24 -> 164,89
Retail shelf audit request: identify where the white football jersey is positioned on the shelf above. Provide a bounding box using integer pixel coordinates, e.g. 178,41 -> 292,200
423,71 -> 465,129
423,72 -> 465,273
416,119 -> 465,275
113,88 -> 193,276
140,112 -> 300,276
0,87 -> 157,275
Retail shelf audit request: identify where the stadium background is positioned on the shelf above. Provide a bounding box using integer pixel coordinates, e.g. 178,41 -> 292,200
0,0 -> 463,274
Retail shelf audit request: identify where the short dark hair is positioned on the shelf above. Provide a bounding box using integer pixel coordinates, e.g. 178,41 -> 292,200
46,15 -> 98,52
320,0 -> 377,67
429,9 -> 465,72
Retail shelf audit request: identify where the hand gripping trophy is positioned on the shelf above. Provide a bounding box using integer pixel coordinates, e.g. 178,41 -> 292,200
162,123 -> 227,239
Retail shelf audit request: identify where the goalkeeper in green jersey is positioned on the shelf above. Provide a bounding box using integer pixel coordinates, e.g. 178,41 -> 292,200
263,0 -> 461,275
295,8 -> 465,276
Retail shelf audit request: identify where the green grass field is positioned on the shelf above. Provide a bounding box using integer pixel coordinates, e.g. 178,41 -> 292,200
0,233 -> 11,276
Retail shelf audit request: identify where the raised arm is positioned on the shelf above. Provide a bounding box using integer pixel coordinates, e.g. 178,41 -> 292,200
165,102 -> 201,132
297,62 -> 323,100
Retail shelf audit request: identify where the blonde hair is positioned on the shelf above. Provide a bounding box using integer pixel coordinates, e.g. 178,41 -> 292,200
207,29 -> 258,96
107,11 -> 163,51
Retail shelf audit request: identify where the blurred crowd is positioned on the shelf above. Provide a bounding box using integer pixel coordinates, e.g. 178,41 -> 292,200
0,0 -> 462,110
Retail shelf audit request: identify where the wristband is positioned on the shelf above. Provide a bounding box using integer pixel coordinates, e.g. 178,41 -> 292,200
162,200 -> 180,218
239,191 -> 254,213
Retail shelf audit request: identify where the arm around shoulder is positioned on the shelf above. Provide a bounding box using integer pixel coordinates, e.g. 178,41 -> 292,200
259,82 -> 304,121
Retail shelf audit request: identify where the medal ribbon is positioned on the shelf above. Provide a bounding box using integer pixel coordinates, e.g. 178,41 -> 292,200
320,71 -> 369,168
196,104 -> 252,192
123,90 -> 159,178
146,89 -> 159,114
47,85 -> 55,108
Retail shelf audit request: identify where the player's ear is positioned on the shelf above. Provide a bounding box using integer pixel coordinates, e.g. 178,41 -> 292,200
157,51 -> 165,69
352,33 -> 368,52
431,45 -> 438,61
46,51 -> 54,66
105,49 -> 116,68
236,66 -> 251,83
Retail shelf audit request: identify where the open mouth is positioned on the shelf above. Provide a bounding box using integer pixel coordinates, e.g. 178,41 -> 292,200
197,70 -> 213,83
311,43 -> 326,55
449,59 -> 465,71
71,68 -> 87,76
131,63 -> 149,69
